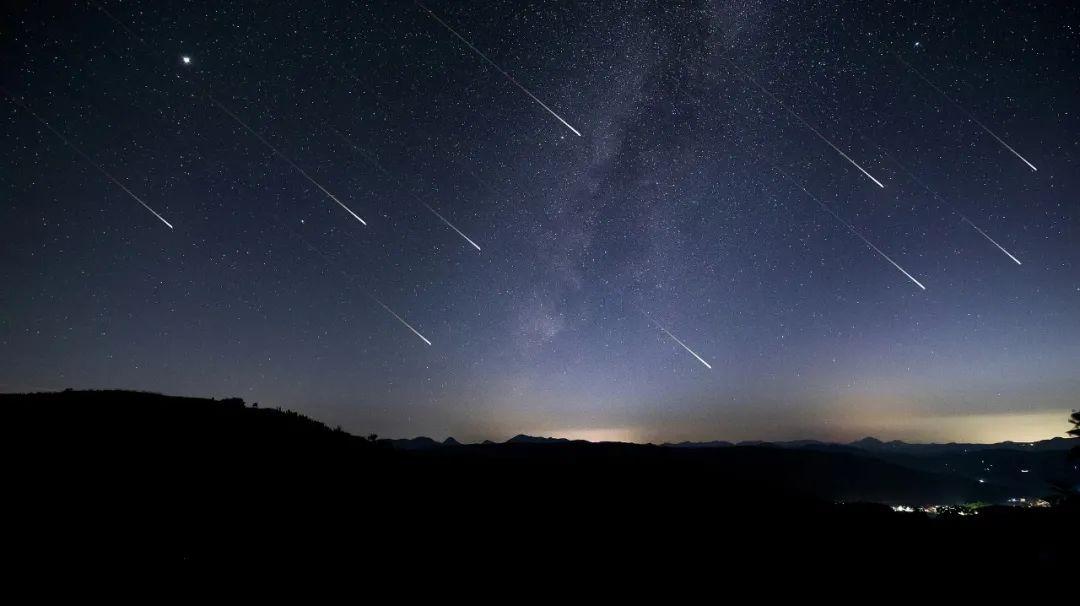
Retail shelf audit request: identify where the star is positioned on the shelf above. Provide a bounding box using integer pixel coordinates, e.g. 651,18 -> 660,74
181,56 -> 192,65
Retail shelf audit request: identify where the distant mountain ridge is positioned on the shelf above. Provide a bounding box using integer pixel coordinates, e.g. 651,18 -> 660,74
506,434 -> 572,444
380,433 -> 1076,454
660,435 -> 1075,454
4,390 -> 1075,504
383,436 -> 442,450
382,433 -> 575,449
3,390 -> 1077,568
846,435 -> 1076,455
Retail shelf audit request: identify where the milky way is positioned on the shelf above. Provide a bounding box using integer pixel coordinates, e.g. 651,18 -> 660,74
1,1 -> 1076,444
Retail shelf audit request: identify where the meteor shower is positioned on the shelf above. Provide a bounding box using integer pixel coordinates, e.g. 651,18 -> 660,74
2,0 -> 1078,573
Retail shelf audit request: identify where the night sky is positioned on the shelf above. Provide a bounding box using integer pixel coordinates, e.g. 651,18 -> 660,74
2,0 -> 1077,443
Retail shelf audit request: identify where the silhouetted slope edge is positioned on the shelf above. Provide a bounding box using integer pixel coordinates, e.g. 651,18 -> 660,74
1,389 -> 371,453
2,390 -> 1073,506
4,390 -> 1078,569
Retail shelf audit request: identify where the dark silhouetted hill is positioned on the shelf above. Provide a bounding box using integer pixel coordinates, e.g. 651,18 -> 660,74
663,440 -> 734,448
382,436 -> 443,450
505,434 -> 573,444
659,434 -> 1078,494
1,389 -> 373,460
847,435 -> 1076,455
3,389 -> 1077,571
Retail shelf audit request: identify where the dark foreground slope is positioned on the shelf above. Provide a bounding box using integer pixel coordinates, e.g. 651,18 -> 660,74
3,390 -> 1077,572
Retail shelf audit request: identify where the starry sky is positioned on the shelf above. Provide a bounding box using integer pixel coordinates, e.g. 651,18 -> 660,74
1,0 -> 1077,443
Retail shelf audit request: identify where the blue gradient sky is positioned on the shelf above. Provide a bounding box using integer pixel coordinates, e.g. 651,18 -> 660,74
1,0 -> 1077,443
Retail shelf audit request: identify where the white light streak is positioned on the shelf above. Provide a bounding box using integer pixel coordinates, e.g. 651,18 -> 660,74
778,171 -> 926,290
415,1 -> 581,137
369,295 -> 432,346
880,151 -> 1023,266
722,57 -> 885,188
960,215 -> 1022,266
2,90 -> 173,229
895,54 -> 1037,172
328,125 -> 482,251
206,96 -> 366,225
423,203 -> 482,251
641,311 -> 712,369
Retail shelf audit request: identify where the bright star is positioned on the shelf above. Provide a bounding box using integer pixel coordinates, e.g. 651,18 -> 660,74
181,56 -> 192,65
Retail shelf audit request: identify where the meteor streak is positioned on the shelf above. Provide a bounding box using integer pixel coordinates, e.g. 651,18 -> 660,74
2,89 -> 173,229
874,149 -> 1022,266
290,227 -> 433,346
91,2 -> 365,226
415,1 -> 581,137
894,53 -> 1037,173
720,57 -> 885,189
777,171 -> 926,290
90,0 -> 147,46
744,71 -> 1024,268
328,126 -> 481,251
640,311 -> 712,369
207,97 -> 367,225
423,203 -> 482,251
959,215 -> 1022,266
368,294 -> 433,346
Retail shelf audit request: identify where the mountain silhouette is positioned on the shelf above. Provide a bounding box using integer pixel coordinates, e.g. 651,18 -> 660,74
663,440 -> 734,448
505,434 -> 573,444
847,435 -> 1076,455
383,436 -> 443,450
3,389 -> 1077,570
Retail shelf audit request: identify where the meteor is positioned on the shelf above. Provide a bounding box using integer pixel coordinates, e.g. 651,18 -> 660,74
640,310 -> 712,370
749,75 -> 1024,269
90,0 -> 147,45
777,171 -> 926,291
206,97 -> 367,226
90,1 -> 366,226
290,227 -> 433,347
328,126 -> 482,252
959,215 -> 1022,266
415,1 -> 582,137
423,203 -> 482,251
894,53 -> 1037,173
368,294 -> 433,346
2,89 -> 173,230
875,149 -> 1023,266
720,57 -> 885,189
